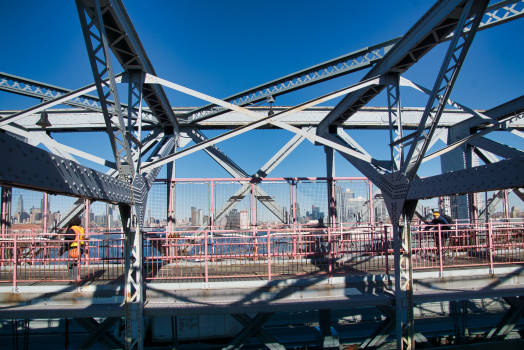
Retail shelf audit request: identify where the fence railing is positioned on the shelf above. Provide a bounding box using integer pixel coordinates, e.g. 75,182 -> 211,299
1,221 -> 523,286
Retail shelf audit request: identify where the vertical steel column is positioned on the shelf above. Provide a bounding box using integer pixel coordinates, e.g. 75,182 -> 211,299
1,186 -> 12,237
504,190 -> 510,219
127,72 -> 144,174
369,180 -> 374,224
292,180 -> 297,232
393,216 -> 415,350
252,182 -> 258,260
325,146 -> 335,227
387,73 -> 403,171
42,193 -> 49,232
120,204 -> 144,350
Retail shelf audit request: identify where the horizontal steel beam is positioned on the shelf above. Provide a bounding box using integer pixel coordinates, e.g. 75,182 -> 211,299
407,156 -> 524,199
0,71 -> 159,124
0,132 -> 133,204
185,0 -> 524,124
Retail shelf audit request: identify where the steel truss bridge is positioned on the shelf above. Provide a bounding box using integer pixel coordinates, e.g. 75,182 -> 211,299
1,0 -> 524,349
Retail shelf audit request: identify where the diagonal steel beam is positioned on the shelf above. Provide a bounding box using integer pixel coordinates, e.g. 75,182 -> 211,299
224,313 -> 275,350
213,127 -> 315,223
486,296 -> 524,340
423,113 -> 524,162
469,137 -> 524,159
74,317 -> 123,350
141,75 -> 384,171
1,125 -> 117,169
231,314 -> 285,350
0,71 -> 159,124
76,0 -> 135,180
402,0 -> 490,179
185,0 -> 524,124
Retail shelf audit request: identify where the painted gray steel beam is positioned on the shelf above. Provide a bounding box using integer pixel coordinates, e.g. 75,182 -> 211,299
231,314 -> 285,350
317,0 -> 478,132
452,95 -> 524,133
0,132 -> 133,204
224,313 -> 275,350
407,156 -> 524,200
141,76 -> 384,171
133,136 -> 176,227
1,125 -> 117,169
185,0 -> 524,125
0,72 -> 159,124
78,0 -> 178,129
74,317 -> 123,350
402,0 -> 490,179
469,137 -> 524,159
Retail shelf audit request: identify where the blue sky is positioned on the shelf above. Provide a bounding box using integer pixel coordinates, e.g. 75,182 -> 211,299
1,1 -> 524,212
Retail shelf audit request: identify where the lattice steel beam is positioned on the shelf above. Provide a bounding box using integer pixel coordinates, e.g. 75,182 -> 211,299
318,0 -> 506,133
0,72 -> 159,124
76,0 -> 135,180
75,0 -> 178,129
387,73 -> 404,171
402,0 -> 490,179
186,0 -> 524,125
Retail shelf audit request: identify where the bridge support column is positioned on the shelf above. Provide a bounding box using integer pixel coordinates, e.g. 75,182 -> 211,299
121,205 -> 144,350
315,309 -> 339,350
325,146 -> 336,227
1,186 -> 12,237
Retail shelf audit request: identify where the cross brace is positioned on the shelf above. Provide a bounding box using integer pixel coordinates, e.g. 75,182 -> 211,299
74,317 -> 123,350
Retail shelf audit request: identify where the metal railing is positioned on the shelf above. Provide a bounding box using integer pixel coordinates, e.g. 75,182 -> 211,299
1,221 -> 522,286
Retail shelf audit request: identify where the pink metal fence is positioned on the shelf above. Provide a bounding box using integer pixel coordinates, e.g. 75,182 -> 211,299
0,222 -> 523,286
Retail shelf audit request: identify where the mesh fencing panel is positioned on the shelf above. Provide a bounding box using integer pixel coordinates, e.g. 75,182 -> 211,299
175,182 -> 210,230
334,180 -> 370,224
145,182 -> 168,226
295,181 -> 329,227
214,181 -> 251,230
255,181 -> 292,226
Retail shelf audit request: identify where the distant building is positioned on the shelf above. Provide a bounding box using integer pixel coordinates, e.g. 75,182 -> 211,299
240,209 -> 250,229
512,206 -> 521,218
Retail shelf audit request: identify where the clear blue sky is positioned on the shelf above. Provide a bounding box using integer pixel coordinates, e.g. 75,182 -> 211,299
1,1 -> 524,213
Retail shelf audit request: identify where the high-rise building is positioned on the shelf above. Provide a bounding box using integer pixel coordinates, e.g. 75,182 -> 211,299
16,194 -> 24,213
240,209 -> 250,229
191,207 -> 197,226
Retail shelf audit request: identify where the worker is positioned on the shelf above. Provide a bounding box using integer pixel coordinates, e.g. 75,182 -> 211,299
58,217 -> 85,282
425,210 -> 452,251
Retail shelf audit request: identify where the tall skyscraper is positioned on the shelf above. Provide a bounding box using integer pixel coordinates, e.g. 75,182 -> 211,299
16,194 -> 24,213
191,207 -> 197,226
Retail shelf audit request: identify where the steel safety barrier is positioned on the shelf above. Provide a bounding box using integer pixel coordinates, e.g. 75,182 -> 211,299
0,222 -> 523,286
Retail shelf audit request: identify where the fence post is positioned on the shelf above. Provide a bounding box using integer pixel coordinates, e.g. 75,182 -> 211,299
76,227 -> 81,286
384,225 -> 389,278
251,182 -> 258,261
488,221 -> 494,274
438,225 -> 443,277
328,227 -> 332,279
43,192 -> 49,233
368,180 -> 374,224
292,180 -> 297,260
13,232 -> 17,291
204,230 -> 208,284
267,230 -> 271,283
210,180 -> 215,262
